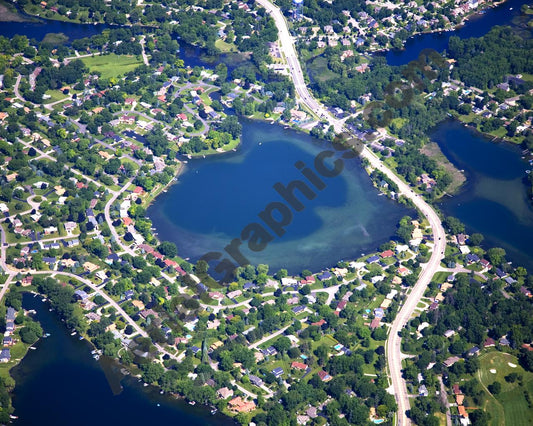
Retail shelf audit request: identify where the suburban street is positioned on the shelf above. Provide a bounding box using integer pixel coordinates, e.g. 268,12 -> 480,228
258,1 -> 447,423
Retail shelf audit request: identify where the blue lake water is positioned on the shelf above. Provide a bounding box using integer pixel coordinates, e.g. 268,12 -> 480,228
148,120 -> 411,275
386,0 -> 530,65
435,121 -> 533,271
0,19 -> 110,42
11,294 -> 234,426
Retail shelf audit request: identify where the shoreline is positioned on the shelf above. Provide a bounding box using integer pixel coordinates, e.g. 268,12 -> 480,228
0,0 -> 37,22
373,0 -> 510,55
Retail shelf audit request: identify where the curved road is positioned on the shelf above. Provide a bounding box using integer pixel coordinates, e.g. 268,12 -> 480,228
256,1 -> 447,423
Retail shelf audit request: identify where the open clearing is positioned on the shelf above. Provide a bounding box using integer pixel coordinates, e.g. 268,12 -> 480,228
477,351 -> 533,426
81,54 -> 143,80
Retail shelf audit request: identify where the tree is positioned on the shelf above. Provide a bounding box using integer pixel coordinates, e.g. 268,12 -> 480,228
444,216 -> 465,235
158,241 -> 178,258
470,409 -> 491,426
486,247 -> 506,266
141,362 -> 165,384
273,336 -> 291,353
19,321 -> 43,344
469,233 -> 484,246
275,269 -> 287,280
488,381 -> 501,395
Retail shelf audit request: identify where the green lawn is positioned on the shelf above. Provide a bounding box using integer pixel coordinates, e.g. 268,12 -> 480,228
431,271 -> 449,284
215,39 -> 237,53
81,54 -> 143,80
477,351 -> 533,426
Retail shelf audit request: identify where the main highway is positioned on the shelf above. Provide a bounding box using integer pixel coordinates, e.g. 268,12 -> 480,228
256,1 -> 447,424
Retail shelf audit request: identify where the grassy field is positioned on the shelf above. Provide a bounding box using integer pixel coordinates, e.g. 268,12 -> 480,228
477,351 -> 533,426
307,56 -> 338,83
81,54 -> 143,80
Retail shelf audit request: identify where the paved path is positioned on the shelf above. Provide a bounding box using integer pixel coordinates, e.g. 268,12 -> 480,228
104,178 -> 136,257
248,324 -> 291,350
139,36 -> 149,66
257,2 -> 447,423
31,270 -> 148,338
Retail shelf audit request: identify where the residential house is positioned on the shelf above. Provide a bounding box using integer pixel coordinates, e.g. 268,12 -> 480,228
281,277 -> 298,287
291,361 -> 307,371
318,370 -> 332,382
443,356 -> 461,367
21,276 -> 33,286
217,387 -> 234,399
74,289 -> 89,301
0,349 -> 10,363
6,307 -> 15,322
272,367 -> 284,378
261,346 -> 277,356
317,271 -> 332,281
227,290 -> 242,299
292,305 -> 305,314
249,374 -> 264,387
227,396 -> 256,413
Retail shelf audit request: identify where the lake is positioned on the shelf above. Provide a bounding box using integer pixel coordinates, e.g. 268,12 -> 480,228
386,0 -> 530,65
435,121 -> 533,271
11,294 -> 234,426
0,13 -> 247,74
148,119 -> 411,276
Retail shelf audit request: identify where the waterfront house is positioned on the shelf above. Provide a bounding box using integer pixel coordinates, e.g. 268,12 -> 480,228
0,349 -> 10,363
74,290 -> 89,301
228,396 -> 256,413
217,387 -> 234,399
317,271 -> 332,281
21,276 -> 33,286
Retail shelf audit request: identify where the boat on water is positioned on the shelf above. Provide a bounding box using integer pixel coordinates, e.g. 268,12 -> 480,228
79,336 -> 84,340
93,354 -> 100,360
43,333 -> 50,338
188,401 -> 196,406
210,408 -> 217,415
29,347 -> 36,350
70,331 -> 77,336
